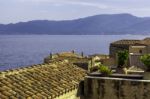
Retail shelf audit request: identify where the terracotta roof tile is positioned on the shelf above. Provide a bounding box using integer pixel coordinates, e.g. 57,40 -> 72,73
0,61 -> 86,98
111,39 -> 140,45
111,37 -> 150,45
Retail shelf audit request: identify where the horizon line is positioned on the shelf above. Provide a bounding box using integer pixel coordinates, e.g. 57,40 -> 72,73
0,13 -> 148,25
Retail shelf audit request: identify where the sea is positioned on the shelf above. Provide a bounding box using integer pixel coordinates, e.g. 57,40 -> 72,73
0,35 -> 150,71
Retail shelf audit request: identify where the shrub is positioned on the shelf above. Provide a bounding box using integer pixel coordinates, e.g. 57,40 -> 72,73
140,54 -> 150,71
117,50 -> 129,68
99,65 -> 112,75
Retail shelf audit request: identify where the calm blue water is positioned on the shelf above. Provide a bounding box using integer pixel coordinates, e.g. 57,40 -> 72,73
0,35 -> 150,71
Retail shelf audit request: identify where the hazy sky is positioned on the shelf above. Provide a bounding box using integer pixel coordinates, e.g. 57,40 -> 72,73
1,0 -> 150,24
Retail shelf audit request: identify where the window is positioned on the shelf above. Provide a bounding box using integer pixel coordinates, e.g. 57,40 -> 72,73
139,50 -> 142,54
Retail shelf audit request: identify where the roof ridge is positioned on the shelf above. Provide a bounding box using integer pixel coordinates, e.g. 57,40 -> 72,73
0,60 -> 73,78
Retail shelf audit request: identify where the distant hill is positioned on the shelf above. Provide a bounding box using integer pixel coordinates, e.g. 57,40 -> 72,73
0,13 -> 150,35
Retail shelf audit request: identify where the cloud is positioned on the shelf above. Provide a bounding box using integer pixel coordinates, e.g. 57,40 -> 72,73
67,1 -> 109,9
8,0 -> 150,13
17,0 -> 109,9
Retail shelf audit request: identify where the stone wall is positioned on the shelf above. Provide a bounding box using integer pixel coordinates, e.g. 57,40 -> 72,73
147,45 -> 150,53
56,89 -> 79,99
84,76 -> 150,99
109,44 -> 129,58
129,54 -> 144,68
129,46 -> 147,54
101,58 -> 116,68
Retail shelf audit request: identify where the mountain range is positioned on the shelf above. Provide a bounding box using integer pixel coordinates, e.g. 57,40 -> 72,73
0,13 -> 150,35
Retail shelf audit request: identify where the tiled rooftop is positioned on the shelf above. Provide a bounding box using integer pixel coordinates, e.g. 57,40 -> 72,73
57,52 -> 82,58
111,37 -> 150,45
111,40 -> 140,45
0,61 -> 86,99
142,37 -> 150,44
45,52 -> 90,64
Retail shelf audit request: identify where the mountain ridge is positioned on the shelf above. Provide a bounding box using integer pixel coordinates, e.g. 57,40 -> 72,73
0,13 -> 150,35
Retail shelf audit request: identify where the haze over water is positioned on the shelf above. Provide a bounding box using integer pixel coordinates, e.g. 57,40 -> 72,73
0,35 -> 149,71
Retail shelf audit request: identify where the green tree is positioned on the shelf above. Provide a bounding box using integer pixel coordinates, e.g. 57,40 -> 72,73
140,54 -> 150,71
117,50 -> 129,68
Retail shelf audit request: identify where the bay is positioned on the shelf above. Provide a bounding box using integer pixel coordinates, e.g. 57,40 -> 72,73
0,35 -> 149,71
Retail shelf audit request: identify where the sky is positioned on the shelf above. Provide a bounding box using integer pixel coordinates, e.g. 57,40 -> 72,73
1,0 -> 150,24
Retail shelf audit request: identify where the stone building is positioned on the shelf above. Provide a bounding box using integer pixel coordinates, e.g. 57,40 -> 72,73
109,37 -> 150,67
44,51 -> 92,71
